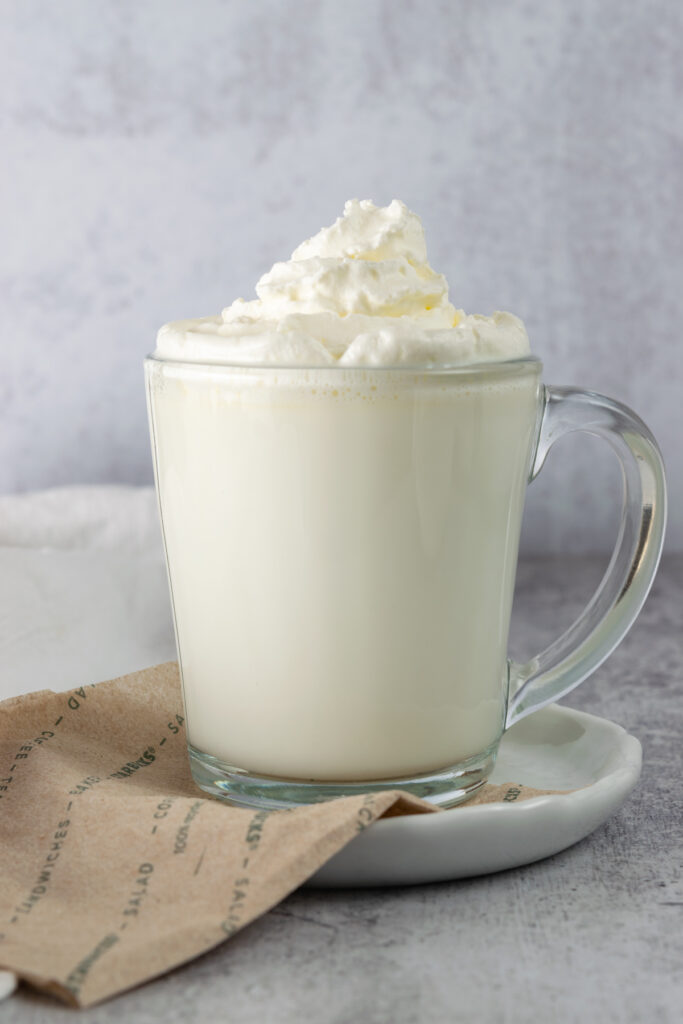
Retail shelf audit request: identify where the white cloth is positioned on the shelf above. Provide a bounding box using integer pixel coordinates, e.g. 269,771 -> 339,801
0,486 -> 176,703
0,486 -> 160,550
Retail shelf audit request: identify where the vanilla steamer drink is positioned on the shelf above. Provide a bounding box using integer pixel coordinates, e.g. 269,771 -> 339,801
150,362 -> 539,780
147,200 -> 666,808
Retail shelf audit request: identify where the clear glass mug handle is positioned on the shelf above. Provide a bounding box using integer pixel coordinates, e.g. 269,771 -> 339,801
506,386 -> 667,728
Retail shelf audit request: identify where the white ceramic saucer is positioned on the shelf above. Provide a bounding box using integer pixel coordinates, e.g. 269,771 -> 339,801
309,704 -> 642,887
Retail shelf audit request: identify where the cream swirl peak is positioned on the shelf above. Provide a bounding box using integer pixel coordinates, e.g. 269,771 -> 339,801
155,199 -> 531,366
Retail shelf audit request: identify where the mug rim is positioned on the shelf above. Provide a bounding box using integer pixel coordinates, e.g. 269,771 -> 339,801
144,353 -> 543,377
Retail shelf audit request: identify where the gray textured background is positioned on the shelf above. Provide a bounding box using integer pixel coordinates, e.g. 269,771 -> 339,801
2,0 -> 681,552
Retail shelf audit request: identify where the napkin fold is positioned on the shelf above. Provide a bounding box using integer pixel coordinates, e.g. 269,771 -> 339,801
0,663 -> 562,1007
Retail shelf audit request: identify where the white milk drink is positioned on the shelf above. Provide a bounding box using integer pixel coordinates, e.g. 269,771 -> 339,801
147,200 -> 541,781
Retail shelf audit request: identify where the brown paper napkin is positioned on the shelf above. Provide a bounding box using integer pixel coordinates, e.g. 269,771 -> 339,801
0,663 -> 566,1008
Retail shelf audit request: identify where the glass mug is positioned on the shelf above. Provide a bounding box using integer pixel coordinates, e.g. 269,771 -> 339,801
145,355 -> 666,809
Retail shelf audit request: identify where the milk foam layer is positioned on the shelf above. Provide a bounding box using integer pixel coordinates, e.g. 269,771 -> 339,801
155,200 -> 531,367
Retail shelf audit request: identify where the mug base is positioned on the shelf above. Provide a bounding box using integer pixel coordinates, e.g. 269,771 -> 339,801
187,742 -> 498,810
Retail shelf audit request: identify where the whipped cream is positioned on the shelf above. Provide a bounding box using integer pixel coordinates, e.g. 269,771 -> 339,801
155,200 -> 531,367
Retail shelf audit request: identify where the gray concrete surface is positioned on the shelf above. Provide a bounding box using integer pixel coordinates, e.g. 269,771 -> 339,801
2,0 -> 682,552
5,555 -> 682,1023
